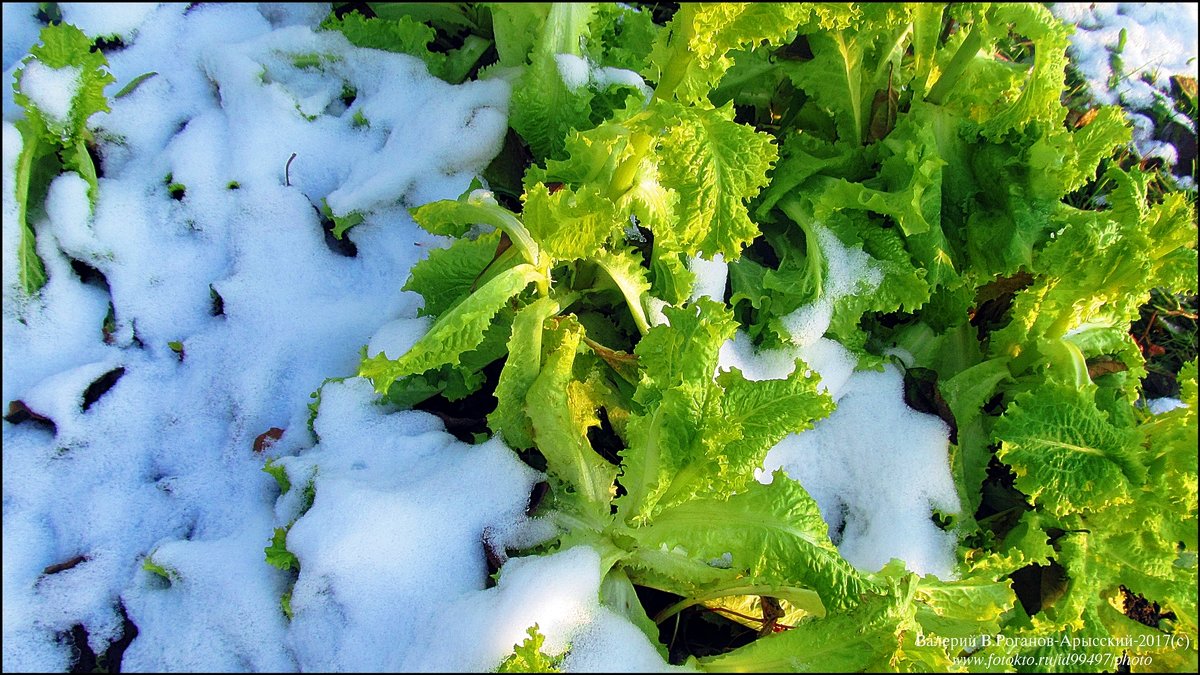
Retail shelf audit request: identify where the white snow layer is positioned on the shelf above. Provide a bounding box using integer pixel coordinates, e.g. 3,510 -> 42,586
719,224 -> 961,579
1,4 -> 43,74
14,2 -> 1194,670
1,4 -> 673,671
1052,3 -> 1198,108
688,253 -> 727,303
1051,3 -> 1199,170
556,53 -> 592,91
16,61 -> 82,126
59,2 -> 159,40
1145,397 -> 1186,415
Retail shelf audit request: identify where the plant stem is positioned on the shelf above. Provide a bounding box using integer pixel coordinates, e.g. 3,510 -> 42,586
926,21 -> 986,105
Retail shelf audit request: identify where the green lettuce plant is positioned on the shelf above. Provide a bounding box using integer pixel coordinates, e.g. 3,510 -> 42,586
293,3 -> 1199,669
11,22 -> 114,295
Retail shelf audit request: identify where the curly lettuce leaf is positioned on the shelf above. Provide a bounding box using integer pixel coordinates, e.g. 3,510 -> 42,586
592,247 -> 653,336
715,363 -> 834,487
784,4 -> 919,147
618,299 -> 834,526
1012,369 -> 1198,668
526,317 -> 618,523
404,229 -> 506,318
410,191 -> 542,268
509,51 -> 598,161
494,3 -> 648,160
489,297 -> 560,450
12,22 -> 114,294
994,384 -> 1144,518
650,101 -> 778,260
617,299 -> 736,522
14,22 -> 113,154
530,98 -> 776,262
359,263 -> 541,394
265,527 -> 299,572
321,10 -> 446,76
646,3 -> 859,104
701,566 -> 1014,672
497,624 -> 563,673
636,472 -> 866,613
521,182 -> 624,261
992,169 -> 1197,370
976,4 -> 1072,142
630,299 -> 735,404
589,3 -> 658,72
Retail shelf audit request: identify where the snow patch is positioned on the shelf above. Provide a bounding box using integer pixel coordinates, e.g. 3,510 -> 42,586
761,366 -> 962,579
60,2 -> 159,40
718,223 -> 958,578
688,253 -> 727,303
556,53 -> 591,91
18,61 -> 81,125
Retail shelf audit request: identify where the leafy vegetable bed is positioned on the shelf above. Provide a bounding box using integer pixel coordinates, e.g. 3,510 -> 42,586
2,2 -> 1197,672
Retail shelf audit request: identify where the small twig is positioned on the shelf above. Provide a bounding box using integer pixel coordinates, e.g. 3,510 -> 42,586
707,606 -> 767,624
668,614 -> 681,654
285,152 -> 297,187
1138,310 -> 1159,352
1142,310 -> 1158,339
704,605 -> 796,631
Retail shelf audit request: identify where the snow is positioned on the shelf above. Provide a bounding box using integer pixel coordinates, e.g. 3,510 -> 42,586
593,65 -> 653,99
1051,3 -> 1199,172
761,367 -> 961,579
1052,3 -> 1198,107
59,2 -> 159,40
265,379 -> 552,671
1,3 -> 42,73
688,252 -> 727,302
556,53 -> 592,91
17,61 -> 82,126
366,315 -> 432,359
555,51 -> 653,102
779,226 -> 882,350
405,545 -> 676,672
1145,397 -> 1186,414
718,225 -> 960,579
2,4 -> 672,671
3,3 -> 1193,670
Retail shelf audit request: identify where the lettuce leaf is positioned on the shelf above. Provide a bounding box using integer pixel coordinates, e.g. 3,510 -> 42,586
526,317 -> 618,523
994,384 -> 1144,517
497,624 -> 563,673
359,263 -> 542,394
701,565 -> 1014,672
321,10 -> 446,77
650,101 -> 778,260
635,472 -> 866,613
489,297 -> 560,450
12,22 -> 115,295
646,3 -> 859,105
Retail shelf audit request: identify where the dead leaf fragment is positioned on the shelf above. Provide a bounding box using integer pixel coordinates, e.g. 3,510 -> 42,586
253,427 -> 284,453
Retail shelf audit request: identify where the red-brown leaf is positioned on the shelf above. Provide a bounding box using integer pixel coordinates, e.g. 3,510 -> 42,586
253,427 -> 284,453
